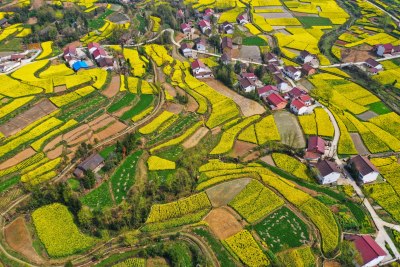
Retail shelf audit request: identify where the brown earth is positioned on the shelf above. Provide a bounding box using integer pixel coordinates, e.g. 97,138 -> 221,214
295,184 -> 318,197
165,103 -> 184,114
0,99 -> 57,137
68,132 -> 92,146
243,151 -> 260,161
230,140 -> 257,158
46,146 -> 63,160
206,178 -> 252,207
4,217 -> 43,264
54,85 -> 67,93
93,121 -> 127,140
63,41 -> 81,50
182,127 -> 209,149
260,155 -> 276,166
203,79 -> 265,117
43,135 -> 62,152
324,260 -> 341,267
31,0 -> 44,9
204,207 -> 244,239
88,113 -> 110,127
340,44 -> 374,63
27,17 -> 37,25
175,86 -> 198,113
63,124 -> 90,142
211,126 -> 221,135
102,75 -> 120,98
112,105 -> 131,117
0,148 -> 35,170
90,117 -> 116,131
163,83 -> 177,97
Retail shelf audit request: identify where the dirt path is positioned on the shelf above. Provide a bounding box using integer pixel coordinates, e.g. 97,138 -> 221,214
203,79 -> 265,117
260,155 -> 275,166
350,133 -> 369,155
182,127 -> 209,149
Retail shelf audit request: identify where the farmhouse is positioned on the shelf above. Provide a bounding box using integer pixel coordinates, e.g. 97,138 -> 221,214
274,74 -> 290,92
349,155 -> 380,183
72,61 -> 89,71
299,50 -> 318,66
257,85 -> 277,97
288,87 -> 307,98
203,8 -> 214,20
220,52 -> 232,64
365,58 -> 382,70
88,42 -> 101,54
63,45 -> 77,60
305,135 -> 325,160
97,57 -> 114,68
10,54 -> 26,62
267,63 -> 281,75
301,64 -> 316,76
237,14 -> 248,25
345,234 -> 386,267
220,21 -> 234,34
264,52 -> 279,64
73,153 -> 105,178
198,20 -> 211,34
195,39 -> 207,52
240,72 -> 257,81
283,66 -> 301,81
221,37 -> 233,54
180,43 -> 193,58
191,59 -> 213,79
180,23 -> 191,34
290,99 -> 308,115
239,77 -> 256,93
88,42 -> 114,69
375,43 -> 393,56
265,92 -> 287,110
315,159 -> 341,184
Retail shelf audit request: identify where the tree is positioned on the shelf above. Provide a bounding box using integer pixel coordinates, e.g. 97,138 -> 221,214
338,241 -> 362,266
78,206 -> 94,230
82,170 -> 96,189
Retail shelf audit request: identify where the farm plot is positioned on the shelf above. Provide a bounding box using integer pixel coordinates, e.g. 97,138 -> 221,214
32,203 -> 96,257
277,246 -> 315,267
110,151 -> 143,204
273,111 -> 305,148
120,95 -> 154,120
254,206 -> 309,253
204,208 -> 243,239
229,180 -> 284,223
272,153 -> 312,181
80,182 -> 114,209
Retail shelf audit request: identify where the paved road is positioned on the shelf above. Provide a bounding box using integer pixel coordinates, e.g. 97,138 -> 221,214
365,0 -> 399,23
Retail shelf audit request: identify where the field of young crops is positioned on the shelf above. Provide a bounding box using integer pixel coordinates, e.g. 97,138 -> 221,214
254,206 -> 309,253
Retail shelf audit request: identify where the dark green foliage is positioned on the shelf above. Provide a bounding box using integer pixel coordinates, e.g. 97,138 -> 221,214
367,102 -> 392,115
107,93 -> 136,113
298,17 -> 333,28
242,36 -> 268,46
120,95 -> 154,120
0,176 -> 20,193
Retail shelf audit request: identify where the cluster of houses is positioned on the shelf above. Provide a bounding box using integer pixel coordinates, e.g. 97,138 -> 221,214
0,50 -> 39,73
87,42 -> 114,69
374,43 -> 400,57
63,45 -> 91,71
364,57 -> 383,75
303,135 -> 380,185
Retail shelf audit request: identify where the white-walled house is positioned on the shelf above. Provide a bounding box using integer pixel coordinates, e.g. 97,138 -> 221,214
274,74 -> 290,93
198,20 -> 211,34
283,66 -> 301,81
180,43 -> 193,58
191,59 -> 213,79
239,77 -> 256,93
195,39 -> 207,52
290,99 -> 308,115
237,14 -> 248,25
349,155 -> 379,183
365,58 -> 383,70
315,160 -> 341,184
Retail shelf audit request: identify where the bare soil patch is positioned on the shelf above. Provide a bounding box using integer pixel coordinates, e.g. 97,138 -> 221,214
243,151 -> 260,161
204,208 -> 244,239
350,133 -> 369,155
295,184 -> 318,197
27,17 -> 37,25
340,44 -> 374,63
4,217 -> 43,264
203,79 -> 265,117
102,75 -> 120,98
63,124 -> 90,142
230,140 -> 257,158
323,260 -> 341,267
163,83 -> 177,97
260,155 -> 276,166
357,110 -> 378,121
93,121 -> 127,140
0,99 -> 57,137
211,126 -> 221,135
206,178 -> 252,207
44,135 -> 62,152
182,127 -> 209,149
31,0 -> 44,9
175,86 -> 198,112
90,117 -> 115,131
112,105 -> 131,117
46,146 -> 63,160
0,148 -> 35,170
165,103 -> 184,114
54,85 -> 67,93
88,113 -> 110,127
63,41 -> 81,50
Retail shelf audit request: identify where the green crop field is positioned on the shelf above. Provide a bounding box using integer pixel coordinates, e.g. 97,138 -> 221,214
242,36 -> 268,46
107,93 -> 137,113
297,17 -> 333,28
80,182 -> 114,209
367,101 -> 392,115
120,95 -> 154,120
254,206 -> 309,253
110,150 -> 143,204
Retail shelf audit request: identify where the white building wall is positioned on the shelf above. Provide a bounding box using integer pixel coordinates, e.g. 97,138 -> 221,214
320,172 -> 340,184
363,255 -> 385,267
361,171 -> 379,183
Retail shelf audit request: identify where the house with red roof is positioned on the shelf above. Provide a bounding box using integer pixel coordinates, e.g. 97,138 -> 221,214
375,43 -> 394,56
63,45 -> 77,58
203,8 -> 214,20
239,77 -> 256,93
349,155 -> 380,183
298,94 -> 312,106
315,159 -> 341,184
264,52 -> 279,64
180,43 -> 193,58
198,20 -> 211,34
345,234 -> 386,267
88,42 -> 101,54
180,23 -> 192,34
365,58 -> 382,70
301,63 -> 316,76
290,98 -> 308,115
265,92 -> 287,110
92,47 -> 107,60
257,85 -> 277,97
305,136 -> 325,160
241,72 -> 257,81
191,59 -> 213,79
288,87 -> 307,98
220,21 -> 234,34
237,14 -> 248,25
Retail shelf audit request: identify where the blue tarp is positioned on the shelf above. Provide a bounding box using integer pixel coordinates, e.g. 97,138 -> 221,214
72,61 -> 88,71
